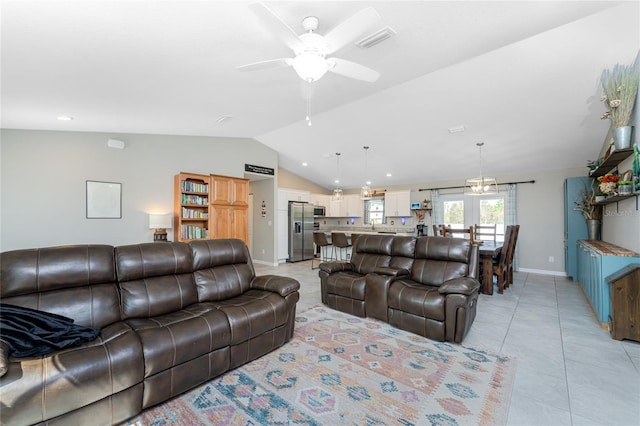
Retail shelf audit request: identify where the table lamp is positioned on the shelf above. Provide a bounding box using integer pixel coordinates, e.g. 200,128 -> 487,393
149,213 -> 172,242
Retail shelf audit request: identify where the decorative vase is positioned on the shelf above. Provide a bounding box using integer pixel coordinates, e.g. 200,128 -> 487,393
587,219 -> 601,241
612,126 -> 633,150
619,184 -> 632,195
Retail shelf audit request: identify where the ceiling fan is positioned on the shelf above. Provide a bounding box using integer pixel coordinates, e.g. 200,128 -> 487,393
237,3 -> 382,83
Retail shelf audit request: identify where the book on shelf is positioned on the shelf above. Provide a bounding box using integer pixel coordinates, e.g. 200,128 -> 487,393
181,180 -> 209,193
181,194 -> 209,205
181,207 -> 209,219
180,224 -> 209,240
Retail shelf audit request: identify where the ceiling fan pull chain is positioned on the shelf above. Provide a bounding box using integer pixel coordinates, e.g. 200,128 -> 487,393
306,96 -> 312,126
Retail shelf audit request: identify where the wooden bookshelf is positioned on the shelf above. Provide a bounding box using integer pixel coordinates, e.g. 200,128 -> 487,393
174,172 -> 210,242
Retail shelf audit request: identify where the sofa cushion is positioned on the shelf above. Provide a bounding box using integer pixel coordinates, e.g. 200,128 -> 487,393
207,289 -> 292,345
116,242 -> 198,318
324,271 -> 367,301
0,245 -> 120,328
410,237 -> 471,286
352,235 -> 393,268
0,322 -> 143,426
190,239 -> 255,301
388,279 -> 445,321
125,304 -> 230,378
389,236 -> 416,271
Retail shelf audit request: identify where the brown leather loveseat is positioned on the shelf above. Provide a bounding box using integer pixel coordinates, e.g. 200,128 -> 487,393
319,234 -> 479,343
0,239 -> 300,425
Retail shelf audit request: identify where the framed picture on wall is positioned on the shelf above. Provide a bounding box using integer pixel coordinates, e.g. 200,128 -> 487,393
86,180 -> 121,219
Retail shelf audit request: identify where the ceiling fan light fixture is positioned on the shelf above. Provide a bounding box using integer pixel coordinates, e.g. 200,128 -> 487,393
292,52 -> 328,82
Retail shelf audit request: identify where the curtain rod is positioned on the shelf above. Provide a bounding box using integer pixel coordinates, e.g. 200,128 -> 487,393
418,179 -> 535,192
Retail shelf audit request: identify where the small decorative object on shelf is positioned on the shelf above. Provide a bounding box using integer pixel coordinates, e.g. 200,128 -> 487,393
422,199 -> 431,208
600,52 -> 639,149
618,181 -> 633,195
597,173 -> 619,195
574,181 -> 602,240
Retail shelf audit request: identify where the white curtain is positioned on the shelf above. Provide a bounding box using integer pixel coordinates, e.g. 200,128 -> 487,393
505,184 -> 518,270
505,184 -> 517,226
431,189 -> 442,236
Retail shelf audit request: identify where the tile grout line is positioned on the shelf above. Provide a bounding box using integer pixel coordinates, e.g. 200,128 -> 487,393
555,276 -> 575,426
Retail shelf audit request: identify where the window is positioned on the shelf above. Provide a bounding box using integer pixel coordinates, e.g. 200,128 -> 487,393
443,200 -> 465,229
364,196 -> 385,225
440,194 -> 506,240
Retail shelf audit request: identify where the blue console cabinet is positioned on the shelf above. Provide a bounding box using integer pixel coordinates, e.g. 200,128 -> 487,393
564,177 -> 590,280
577,240 -> 640,325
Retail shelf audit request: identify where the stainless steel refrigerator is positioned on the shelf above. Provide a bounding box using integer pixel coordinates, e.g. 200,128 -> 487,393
288,201 -> 315,262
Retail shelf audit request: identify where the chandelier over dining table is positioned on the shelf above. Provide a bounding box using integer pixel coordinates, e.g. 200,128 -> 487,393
464,142 -> 498,195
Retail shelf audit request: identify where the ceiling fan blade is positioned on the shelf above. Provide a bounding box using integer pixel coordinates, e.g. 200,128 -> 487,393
236,58 -> 291,72
324,7 -> 381,54
328,58 -> 380,82
249,2 -> 303,52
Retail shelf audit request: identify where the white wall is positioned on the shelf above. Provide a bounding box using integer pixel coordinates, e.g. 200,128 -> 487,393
0,129 -> 278,252
2,129 -> 638,273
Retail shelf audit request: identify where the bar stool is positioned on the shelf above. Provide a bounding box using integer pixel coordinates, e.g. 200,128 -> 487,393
312,232 -> 333,270
331,232 -> 352,261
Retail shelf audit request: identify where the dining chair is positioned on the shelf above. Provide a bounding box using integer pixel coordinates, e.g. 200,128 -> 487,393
312,232 -> 333,270
474,224 -> 497,242
433,224 -> 447,236
505,224 -> 520,288
444,225 -> 475,242
491,225 -> 514,294
331,232 -> 352,261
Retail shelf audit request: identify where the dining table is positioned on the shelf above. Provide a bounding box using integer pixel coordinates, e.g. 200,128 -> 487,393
477,241 -> 503,295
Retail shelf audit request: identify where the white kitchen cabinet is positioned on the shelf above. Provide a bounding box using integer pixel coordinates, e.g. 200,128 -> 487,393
344,194 -> 363,217
277,188 -> 310,210
309,193 -> 331,207
385,190 -> 411,216
328,194 -> 362,217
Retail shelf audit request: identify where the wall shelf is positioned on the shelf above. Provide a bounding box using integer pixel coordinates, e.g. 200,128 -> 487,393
589,148 -> 634,177
411,208 -> 432,217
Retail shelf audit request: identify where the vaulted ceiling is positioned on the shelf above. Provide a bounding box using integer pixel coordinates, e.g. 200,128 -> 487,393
2,1 -> 639,189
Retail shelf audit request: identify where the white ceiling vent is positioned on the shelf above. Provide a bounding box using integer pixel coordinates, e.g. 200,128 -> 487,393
355,26 -> 396,49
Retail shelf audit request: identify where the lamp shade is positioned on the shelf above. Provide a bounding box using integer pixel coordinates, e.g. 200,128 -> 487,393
292,52 -> 329,82
149,213 -> 173,229
464,177 -> 498,195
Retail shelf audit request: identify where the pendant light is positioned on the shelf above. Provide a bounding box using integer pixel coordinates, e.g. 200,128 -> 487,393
332,152 -> 343,202
464,142 -> 498,195
360,146 -> 373,200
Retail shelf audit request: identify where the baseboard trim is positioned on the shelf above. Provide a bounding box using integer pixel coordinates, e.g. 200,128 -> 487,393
253,259 -> 279,267
518,267 -> 567,277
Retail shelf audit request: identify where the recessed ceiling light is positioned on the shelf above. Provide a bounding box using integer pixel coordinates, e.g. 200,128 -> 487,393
57,116 -> 73,121
386,173 -> 392,177
302,162 -> 308,166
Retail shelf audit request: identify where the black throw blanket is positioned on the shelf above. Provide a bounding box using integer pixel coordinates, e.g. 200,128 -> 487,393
0,304 -> 101,357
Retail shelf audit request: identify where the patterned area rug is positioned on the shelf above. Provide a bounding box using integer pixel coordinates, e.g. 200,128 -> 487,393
126,305 -> 516,425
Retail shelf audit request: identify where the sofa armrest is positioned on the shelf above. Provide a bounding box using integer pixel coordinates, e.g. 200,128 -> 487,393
0,340 -> 9,378
373,267 -> 409,277
438,277 -> 480,296
318,261 -> 353,274
251,275 -> 300,297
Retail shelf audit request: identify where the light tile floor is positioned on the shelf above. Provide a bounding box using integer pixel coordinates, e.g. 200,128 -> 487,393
255,261 -> 640,426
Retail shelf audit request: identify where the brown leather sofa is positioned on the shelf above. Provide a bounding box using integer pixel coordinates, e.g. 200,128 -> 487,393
0,239 -> 300,425
319,234 -> 479,343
